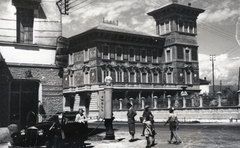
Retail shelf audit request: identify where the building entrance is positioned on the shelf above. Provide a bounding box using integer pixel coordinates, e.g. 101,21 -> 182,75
10,80 -> 39,129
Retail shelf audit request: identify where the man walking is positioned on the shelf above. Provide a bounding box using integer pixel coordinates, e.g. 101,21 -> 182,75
127,103 -> 137,142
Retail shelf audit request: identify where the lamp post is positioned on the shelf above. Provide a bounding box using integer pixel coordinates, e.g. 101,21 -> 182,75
181,84 -> 188,108
103,76 -> 115,140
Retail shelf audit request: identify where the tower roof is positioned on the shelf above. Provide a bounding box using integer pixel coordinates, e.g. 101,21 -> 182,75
147,2 -> 204,19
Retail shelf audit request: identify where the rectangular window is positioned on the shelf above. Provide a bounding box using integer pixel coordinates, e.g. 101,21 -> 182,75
186,73 -> 191,84
103,70 -> 109,82
116,47 -> 122,60
160,23 -> 165,35
84,72 -> 89,84
165,22 -> 169,33
184,21 -> 188,33
129,48 -> 135,61
69,53 -> 74,65
152,51 -> 157,63
189,22 -> 193,33
154,73 -> 158,83
177,47 -> 184,59
192,48 -> 198,60
123,47 -> 128,60
166,50 -> 171,62
142,73 -> 147,83
178,20 -> 183,32
167,73 -> 172,83
141,50 -> 146,62
117,71 -> 123,82
130,72 -> 135,82
103,46 -> 109,59
147,50 -> 151,62
135,48 -> 140,61
185,49 -> 191,61
84,49 -> 89,61
17,8 -> 34,43
148,73 -> 152,83
110,47 -> 115,59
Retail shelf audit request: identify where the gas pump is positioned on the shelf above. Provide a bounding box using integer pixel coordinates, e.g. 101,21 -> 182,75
98,76 -> 115,140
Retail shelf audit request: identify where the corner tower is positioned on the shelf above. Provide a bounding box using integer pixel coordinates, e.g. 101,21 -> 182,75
148,0 -> 204,89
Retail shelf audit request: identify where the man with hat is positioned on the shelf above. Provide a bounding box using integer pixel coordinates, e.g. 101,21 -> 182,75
141,105 -> 154,136
164,107 -> 181,145
127,103 -> 137,142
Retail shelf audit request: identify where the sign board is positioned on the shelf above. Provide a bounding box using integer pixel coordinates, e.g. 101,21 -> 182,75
55,36 -> 69,68
98,90 -> 105,119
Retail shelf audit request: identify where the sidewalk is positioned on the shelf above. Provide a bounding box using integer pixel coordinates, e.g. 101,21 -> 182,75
86,130 -> 150,148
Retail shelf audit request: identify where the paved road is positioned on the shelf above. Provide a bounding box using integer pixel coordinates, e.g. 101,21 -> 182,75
2,122 -> 240,148
86,121 -> 240,148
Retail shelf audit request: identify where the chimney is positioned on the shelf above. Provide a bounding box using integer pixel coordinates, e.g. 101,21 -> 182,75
188,3 -> 191,6
204,77 -> 206,80
172,0 -> 178,4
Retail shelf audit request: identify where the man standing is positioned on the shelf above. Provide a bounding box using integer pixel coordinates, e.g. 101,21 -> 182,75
141,105 -> 154,136
127,103 -> 137,142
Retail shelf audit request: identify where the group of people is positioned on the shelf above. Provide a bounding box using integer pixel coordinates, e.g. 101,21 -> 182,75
126,103 -> 181,148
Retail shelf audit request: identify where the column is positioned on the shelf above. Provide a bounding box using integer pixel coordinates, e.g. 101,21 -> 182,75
217,91 -> 222,107
199,93 -> 203,107
119,98 -> 123,110
167,95 -> 171,108
151,91 -> 154,108
153,96 -> 158,109
130,98 -> 134,105
238,90 -> 240,106
139,91 -> 142,109
156,22 -> 160,35
141,97 -> 145,109
182,96 -> 186,108
191,96 -> 194,107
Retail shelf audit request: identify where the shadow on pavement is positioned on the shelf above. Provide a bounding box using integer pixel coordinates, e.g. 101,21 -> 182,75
129,138 -> 141,142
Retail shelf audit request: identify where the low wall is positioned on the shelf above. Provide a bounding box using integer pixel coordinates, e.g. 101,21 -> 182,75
112,107 -> 240,123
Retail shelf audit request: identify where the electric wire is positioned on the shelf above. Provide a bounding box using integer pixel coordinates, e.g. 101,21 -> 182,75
69,0 -> 88,10
69,0 -> 97,13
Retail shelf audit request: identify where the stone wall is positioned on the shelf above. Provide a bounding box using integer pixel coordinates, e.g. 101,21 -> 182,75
112,107 -> 240,123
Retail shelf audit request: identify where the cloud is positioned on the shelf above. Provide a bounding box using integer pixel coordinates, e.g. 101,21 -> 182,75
199,54 -> 240,85
198,0 -> 240,24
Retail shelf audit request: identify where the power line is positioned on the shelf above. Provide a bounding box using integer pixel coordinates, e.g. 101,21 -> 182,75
69,0 -> 97,13
69,0 -> 88,9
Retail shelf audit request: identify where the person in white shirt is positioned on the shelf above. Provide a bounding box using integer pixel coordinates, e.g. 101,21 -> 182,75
75,108 -> 87,124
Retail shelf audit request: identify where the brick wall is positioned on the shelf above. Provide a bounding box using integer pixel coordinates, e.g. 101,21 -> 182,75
9,64 -> 63,119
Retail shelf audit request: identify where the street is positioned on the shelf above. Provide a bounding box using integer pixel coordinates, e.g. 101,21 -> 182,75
86,121 -> 240,148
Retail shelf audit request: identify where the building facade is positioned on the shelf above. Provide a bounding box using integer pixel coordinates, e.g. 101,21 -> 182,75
0,0 -> 63,128
63,2 -> 205,118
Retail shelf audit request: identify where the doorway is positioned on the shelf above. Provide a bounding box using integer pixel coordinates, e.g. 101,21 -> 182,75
10,80 -> 39,129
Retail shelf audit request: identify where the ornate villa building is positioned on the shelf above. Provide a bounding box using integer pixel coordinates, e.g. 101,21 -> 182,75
63,1 -> 207,119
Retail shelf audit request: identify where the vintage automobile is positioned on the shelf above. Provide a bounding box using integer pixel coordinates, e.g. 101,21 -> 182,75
10,111 -> 88,148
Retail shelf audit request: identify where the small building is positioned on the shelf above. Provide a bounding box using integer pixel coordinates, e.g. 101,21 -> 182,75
63,1 -> 205,117
199,77 -> 210,94
0,0 -> 63,128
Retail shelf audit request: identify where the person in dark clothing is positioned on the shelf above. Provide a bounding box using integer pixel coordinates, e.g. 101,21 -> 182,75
141,105 -> 154,136
127,103 -> 137,142
164,107 -> 181,145
26,110 -> 36,127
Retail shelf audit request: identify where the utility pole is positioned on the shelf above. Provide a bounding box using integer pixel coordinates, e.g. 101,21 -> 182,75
220,80 -> 222,92
238,67 -> 240,90
210,55 -> 216,94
